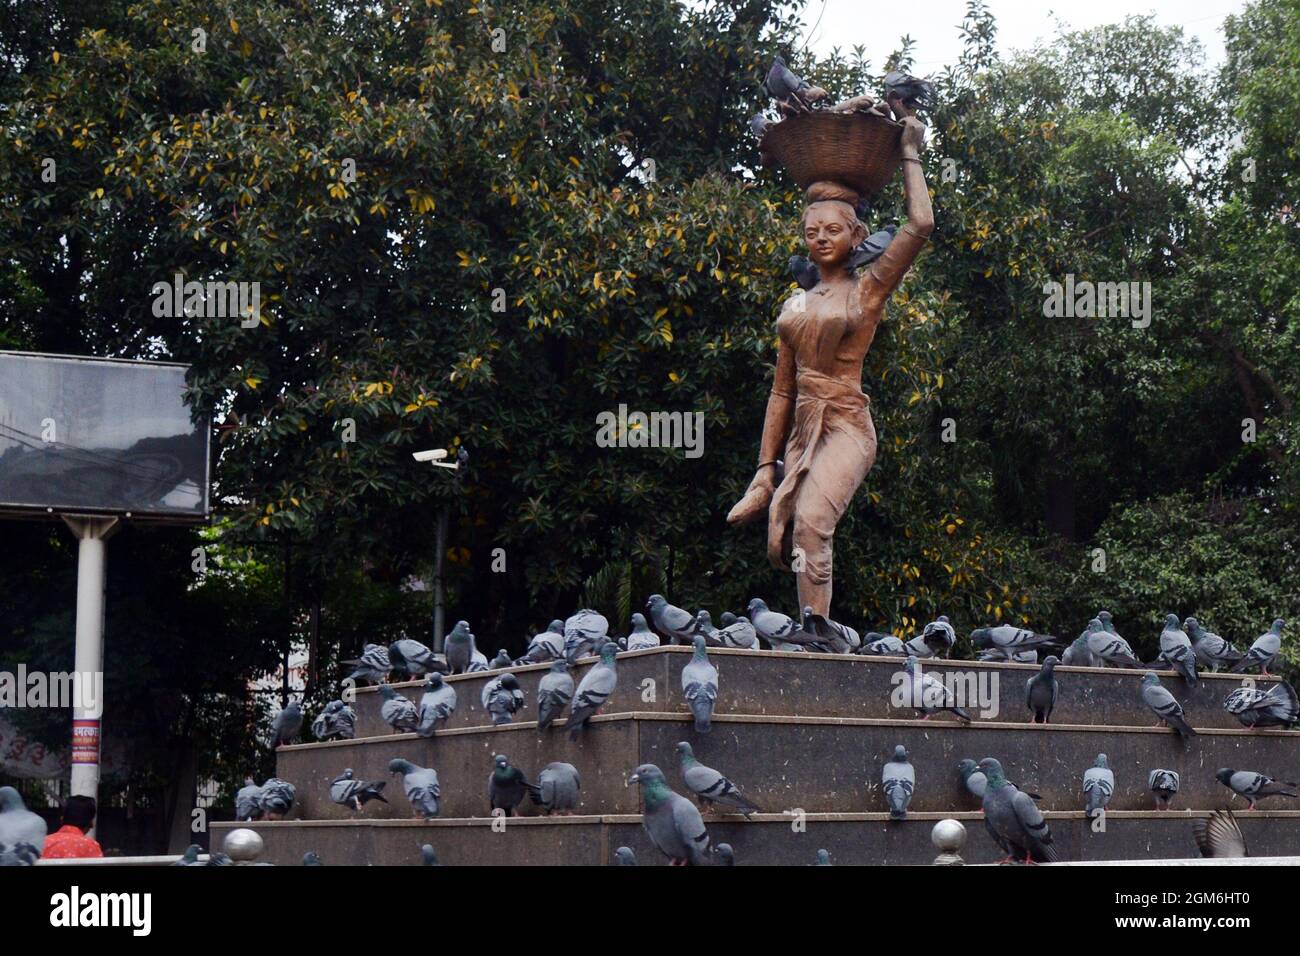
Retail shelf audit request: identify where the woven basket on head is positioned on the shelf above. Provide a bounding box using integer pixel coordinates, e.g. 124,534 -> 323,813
761,110 -> 904,198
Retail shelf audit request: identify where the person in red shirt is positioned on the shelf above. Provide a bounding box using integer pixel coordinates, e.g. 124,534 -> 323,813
42,795 -> 104,859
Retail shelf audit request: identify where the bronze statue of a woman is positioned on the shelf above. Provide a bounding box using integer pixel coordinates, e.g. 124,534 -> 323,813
727,108 -> 932,618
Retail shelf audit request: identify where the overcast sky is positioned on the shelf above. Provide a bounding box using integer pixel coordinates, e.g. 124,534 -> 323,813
800,0 -> 1248,72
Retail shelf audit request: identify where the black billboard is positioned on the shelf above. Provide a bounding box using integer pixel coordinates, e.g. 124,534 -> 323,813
0,352 -> 210,520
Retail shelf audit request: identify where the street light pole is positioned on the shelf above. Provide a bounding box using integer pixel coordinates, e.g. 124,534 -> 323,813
413,445 -> 467,655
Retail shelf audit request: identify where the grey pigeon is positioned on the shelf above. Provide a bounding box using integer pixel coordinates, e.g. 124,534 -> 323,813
858,633 -> 906,655
0,786 -> 47,866
378,683 -> 420,734
270,700 -> 303,747
902,657 -> 971,722
257,777 -> 296,818
903,633 -> 937,658
518,620 -> 565,664
848,225 -> 898,271
789,255 -> 820,291
444,620 -> 477,674
646,594 -> 696,645
1192,810 -> 1247,858
883,70 -> 937,110
1140,672 -> 1197,739
172,844 -> 203,866
1185,617 -> 1244,672
882,744 -> 915,820
388,637 -> 440,677
567,641 -> 618,740
481,672 -> 525,725
748,113 -> 770,140
342,642 -> 391,683
1061,634 -> 1102,668
982,648 -> 1037,663
1216,768 -> 1298,810
814,849 -> 832,865
562,608 -> 610,662
1086,617 -> 1142,668
421,844 -> 441,866
388,758 -> 441,819
467,647 -> 490,672
206,850 -> 234,866
715,843 -> 736,866
681,636 -> 719,733
800,606 -> 861,653
235,777 -> 263,821
330,769 -> 387,811
957,758 -> 987,800
1083,753 -> 1114,819
1159,613 -> 1199,685
970,625 -> 1058,660
747,597 -> 811,651
712,613 -> 759,650
489,754 -> 539,816
536,660 -> 575,731
613,846 -> 638,866
1223,680 -> 1300,729
533,761 -> 581,814
765,54 -> 827,113
1025,655 -> 1059,723
676,741 -> 760,817
302,851 -> 324,866
311,699 -> 356,741
1230,619 -> 1285,676
1149,769 -> 1180,809
692,609 -> 722,645
490,648 -> 512,669
416,672 -> 458,738
625,613 -> 661,651
978,758 -> 1058,864
627,764 -> 711,866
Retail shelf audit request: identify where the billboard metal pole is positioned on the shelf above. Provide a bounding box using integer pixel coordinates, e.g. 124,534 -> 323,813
62,515 -> 119,837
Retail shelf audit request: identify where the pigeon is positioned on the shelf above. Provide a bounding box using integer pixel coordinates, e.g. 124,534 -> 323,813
789,255 -> 820,291
1083,754 -> 1114,820
613,846 -> 638,865
978,758 -> 1058,864
903,633 -> 937,658
1192,810 -> 1247,858
1086,618 -> 1142,668
748,113 -> 770,140
800,606 -> 861,653
1025,655 -> 1059,723
848,225 -> 898,270
311,699 -> 357,741
467,647 -> 490,672
882,744 -> 915,820
713,612 -> 759,650
624,613 -> 661,651
173,844 -> 203,866
518,620 -> 566,663
813,849 -> 833,865
747,598 -> 810,651
901,657 -> 971,722
206,850 -> 234,867
481,672 -> 526,725
330,769 -> 387,811
388,758 -> 441,819
1149,769 -> 1180,809
378,683 -> 420,734
421,844 -> 441,866
681,636 -> 719,733
883,70 -> 937,111
0,787 -> 47,866
1061,634 -> 1102,668
858,633 -> 906,655
1185,617 -> 1244,672
676,741 -> 760,817
1140,672 -> 1197,739
957,759 -> 987,800
982,648 -> 1038,663
1159,613 -> 1199,685
715,843 -> 736,865
302,851 -> 324,866
444,620 -> 478,674
342,642 -> 391,683
536,660 -> 575,731
490,648 -> 512,669
270,700 -> 303,747
1216,768 -> 1298,810
765,54 -> 827,113
627,764 -> 711,865
563,608 -> 610,662
257,778 -> 296,819
567,641 -> 618,740
1230,619 -> 1285,676
692,610 -> 723,645
388,637 -> 441,677
970,625 -> 1058,660
235,777 -> 263,821
1223,680 -> 1300,729
646,595 -> 697,645
416,672 -> 458,738
533,762 -> 581,814
489,754 -> 539,816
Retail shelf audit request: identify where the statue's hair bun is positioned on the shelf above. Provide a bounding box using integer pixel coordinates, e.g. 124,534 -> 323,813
805,180 -> 860,206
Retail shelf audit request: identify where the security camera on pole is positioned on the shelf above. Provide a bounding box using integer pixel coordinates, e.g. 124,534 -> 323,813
413,445 -> 468,653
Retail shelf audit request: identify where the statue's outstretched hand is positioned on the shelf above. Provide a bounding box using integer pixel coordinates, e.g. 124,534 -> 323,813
726,469 -> 775,526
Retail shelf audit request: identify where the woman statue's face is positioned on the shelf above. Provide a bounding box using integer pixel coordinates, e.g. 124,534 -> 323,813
802,203 -> 862,272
